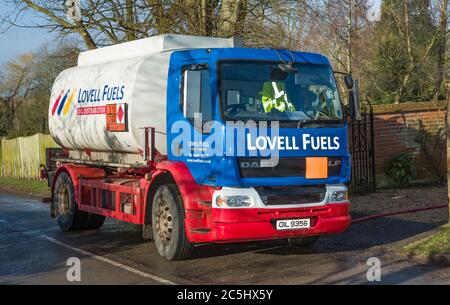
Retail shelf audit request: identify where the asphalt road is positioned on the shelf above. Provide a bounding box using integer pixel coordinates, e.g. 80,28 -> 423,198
0,192 -> 449,285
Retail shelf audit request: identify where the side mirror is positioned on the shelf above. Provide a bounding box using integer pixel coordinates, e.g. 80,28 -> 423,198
348,79 -> 361,121
344,74 -> 354,90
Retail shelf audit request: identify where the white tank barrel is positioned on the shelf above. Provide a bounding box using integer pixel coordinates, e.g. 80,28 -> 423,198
48,34 -> 241,162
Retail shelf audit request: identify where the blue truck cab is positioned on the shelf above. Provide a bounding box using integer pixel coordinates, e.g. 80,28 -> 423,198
165,47 -> 353,244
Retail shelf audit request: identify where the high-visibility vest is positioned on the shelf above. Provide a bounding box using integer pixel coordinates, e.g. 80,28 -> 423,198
261,82 -> 295,113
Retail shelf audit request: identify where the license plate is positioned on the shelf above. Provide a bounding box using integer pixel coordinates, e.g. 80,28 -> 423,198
276,218 -> 311,231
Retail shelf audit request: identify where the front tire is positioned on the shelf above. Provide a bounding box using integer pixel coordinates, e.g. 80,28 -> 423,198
152,184 -> 193,260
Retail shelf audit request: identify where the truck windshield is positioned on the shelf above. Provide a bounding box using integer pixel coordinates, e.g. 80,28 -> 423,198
220,61 -> 343,123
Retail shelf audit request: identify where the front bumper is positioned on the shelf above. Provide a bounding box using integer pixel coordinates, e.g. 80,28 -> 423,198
187,202 -> 350,243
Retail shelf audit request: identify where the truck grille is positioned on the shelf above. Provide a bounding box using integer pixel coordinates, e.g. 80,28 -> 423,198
255,186 -> 326,205
237,157 -> 342,178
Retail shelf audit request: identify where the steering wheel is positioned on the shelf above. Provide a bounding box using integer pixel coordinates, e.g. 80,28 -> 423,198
226,104 -> 246,114
314,92 -> 331,120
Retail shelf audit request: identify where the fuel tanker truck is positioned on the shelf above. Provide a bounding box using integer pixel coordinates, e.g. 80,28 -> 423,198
46,34 -> 358,260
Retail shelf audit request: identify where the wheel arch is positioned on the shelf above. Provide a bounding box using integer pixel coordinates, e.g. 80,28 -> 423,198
143,161 -> 214,225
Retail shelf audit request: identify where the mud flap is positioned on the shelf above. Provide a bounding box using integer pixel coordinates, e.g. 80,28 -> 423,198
142,224 -> 153,240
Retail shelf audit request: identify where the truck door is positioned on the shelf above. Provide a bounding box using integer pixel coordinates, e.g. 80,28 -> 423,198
167,60 -> 220,184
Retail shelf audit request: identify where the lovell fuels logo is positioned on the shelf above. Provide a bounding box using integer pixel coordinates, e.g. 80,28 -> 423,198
50,87 -> 128,132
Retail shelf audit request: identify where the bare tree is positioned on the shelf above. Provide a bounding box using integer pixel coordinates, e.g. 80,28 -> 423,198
434,0 -> 449,100
0,54 -> 36,131
1,0 -> 273,49
1,1 -> 159,49
391,1 -> 444,103
33,40 -> 80,92
295,0 -> 369,73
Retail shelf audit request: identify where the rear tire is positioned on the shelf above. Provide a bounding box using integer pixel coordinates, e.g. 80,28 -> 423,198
53,172 -> 88,231
152,184 -> 193,260
53,172 -> 105,231
85,213 -> 106,230
287,236 -> 319,248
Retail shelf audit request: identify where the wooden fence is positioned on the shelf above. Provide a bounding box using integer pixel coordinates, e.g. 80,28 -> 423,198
0,134 -> 59,179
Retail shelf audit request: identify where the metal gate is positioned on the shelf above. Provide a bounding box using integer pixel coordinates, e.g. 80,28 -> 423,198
347,104 -> 376,193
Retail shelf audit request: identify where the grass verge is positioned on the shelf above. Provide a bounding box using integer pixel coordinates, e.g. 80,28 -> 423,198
0,177 -> 50,196
403,224 -> 450,257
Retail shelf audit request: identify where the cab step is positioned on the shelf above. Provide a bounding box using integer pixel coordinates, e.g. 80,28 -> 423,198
198,200 -> 212,207
190,228 -> 211,234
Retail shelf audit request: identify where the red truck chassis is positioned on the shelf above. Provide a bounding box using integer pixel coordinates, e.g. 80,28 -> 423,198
50,160 -> 350,244
47,127 -> 350,254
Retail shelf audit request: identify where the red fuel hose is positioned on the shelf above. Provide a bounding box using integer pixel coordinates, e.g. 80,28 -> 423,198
351,204 -> 448,225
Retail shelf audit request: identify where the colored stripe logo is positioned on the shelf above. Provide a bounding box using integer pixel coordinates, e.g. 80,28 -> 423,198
63,89 -> 76,115
51,90 -> 64,116
52,88 -> 76,117
57,89 -> 70,115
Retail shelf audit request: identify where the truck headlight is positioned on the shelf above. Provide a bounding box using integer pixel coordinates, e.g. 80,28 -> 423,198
216,195 -> 253,207
331,191 -> 348,203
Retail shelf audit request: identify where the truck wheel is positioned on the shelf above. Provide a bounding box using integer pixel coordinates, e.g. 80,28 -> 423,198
53,172 -> 88,231
287,236 -> 319,248
152,184 -> 193,261
84,213 -> 105,230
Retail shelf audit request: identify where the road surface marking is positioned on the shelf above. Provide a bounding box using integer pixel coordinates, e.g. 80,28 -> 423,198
254,246 -> 285,253
41,235 -> 177,285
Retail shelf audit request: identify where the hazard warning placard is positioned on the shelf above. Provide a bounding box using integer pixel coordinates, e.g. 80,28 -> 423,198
106,103 -> 128,132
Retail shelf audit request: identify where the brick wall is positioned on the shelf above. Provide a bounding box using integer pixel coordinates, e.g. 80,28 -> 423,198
371,101 -> 446,176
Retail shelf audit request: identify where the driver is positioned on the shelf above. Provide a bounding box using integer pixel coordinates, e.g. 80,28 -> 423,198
260,81 -> 296,113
